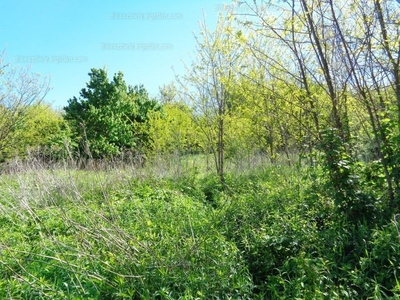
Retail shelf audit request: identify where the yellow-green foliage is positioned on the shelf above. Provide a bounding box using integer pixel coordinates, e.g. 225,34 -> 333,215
6,104 -> 68,159
148,103 -> 201,155
224,113 -> 257,158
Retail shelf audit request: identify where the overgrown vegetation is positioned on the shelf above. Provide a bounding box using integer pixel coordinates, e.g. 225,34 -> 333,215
0,157 -> 399,299
1,0 -> 400,298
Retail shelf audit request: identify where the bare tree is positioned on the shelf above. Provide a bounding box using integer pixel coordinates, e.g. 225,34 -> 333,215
0,50 -> 51,162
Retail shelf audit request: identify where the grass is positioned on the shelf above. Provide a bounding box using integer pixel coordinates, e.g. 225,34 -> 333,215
0,154 -> 400,299
0,157 -> 253,299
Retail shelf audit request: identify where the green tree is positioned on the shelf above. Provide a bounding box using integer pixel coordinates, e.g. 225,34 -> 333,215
8,103 -> 72,161
64,68 -> 160,159
178,14 -> 246,184
238,0 -> 394,217
0,50 -> 50,162
148,102 -> 201,155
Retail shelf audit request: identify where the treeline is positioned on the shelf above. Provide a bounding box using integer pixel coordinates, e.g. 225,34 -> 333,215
0,67 -> 197,164
1,0 -> 400,214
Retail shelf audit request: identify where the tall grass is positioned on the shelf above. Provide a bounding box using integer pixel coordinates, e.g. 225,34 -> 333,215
0,157 -> 253,299
1,153 -> 400,298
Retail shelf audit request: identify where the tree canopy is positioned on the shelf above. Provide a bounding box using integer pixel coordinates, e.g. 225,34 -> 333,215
0,51 -> 50,162
64,68 -> 160,159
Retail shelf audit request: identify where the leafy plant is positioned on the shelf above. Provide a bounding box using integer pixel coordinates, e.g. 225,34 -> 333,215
64,68 -> 160,159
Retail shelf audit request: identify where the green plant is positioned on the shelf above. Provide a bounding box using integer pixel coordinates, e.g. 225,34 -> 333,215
64,68 -> 160,159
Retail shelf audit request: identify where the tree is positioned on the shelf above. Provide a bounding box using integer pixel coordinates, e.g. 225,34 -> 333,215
236,0 -> 400,218
340,0 -> 400,208
230,74 -> 316,163
0,50 -> 50,162
148,102 -> 201,156
63,68 -> 160,159
178,14 -> 246,184
158,82 -> 179,105
7,103 -> 71,161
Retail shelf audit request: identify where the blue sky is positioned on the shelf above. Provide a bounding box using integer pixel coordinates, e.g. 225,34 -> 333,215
1,0 -> 230,108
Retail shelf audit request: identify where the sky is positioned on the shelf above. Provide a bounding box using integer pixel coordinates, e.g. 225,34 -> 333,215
1,0 -> 232,109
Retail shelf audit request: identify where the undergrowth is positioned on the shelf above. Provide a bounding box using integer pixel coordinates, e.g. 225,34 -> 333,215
0,158 -> 399,299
